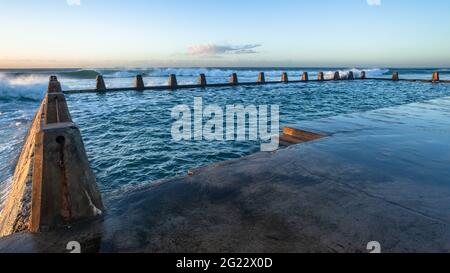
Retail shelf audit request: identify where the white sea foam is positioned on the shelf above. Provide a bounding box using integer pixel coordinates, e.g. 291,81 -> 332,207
324,68 -> 389,80
0,177 -> 12,212
0,72 -> 47,101
148,68 -> 274,78
0,68 -> 391,100
142,67 -> 388,79
145,68 -> 389,79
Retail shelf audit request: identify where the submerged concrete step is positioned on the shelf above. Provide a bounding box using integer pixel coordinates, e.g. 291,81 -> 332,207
279,127 -> 327,146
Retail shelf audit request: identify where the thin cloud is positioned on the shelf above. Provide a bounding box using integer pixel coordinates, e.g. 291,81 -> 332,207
67,0 -> 81,6
367,0 -> 381,6
187,44 -> 261,56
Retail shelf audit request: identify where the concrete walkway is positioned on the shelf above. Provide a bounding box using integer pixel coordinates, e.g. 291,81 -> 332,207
1,97 -> 450,253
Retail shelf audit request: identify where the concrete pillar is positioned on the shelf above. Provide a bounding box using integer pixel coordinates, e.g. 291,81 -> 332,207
96,75 -> 106,91
392,72 -> 399,81
44,93 -> 72,124
360,71 -> 366,80
281,72 -> 289,83
230,73 -> 238,85
301,72 -> 309,82
318,72 -> 325,81
168,74 -> 178,89
348,71 -> 354,80
334,71 -> 340,80
47,76 -> 62,93
432,72 -> 440,82
258,72 -> 266,83
30,122 -> 104,232
30,90 -> 104,233
198,74 -> 207,87
134,75 -> 145,91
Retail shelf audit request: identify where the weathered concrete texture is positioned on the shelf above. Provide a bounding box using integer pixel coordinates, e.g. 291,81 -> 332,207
0,77 -> 103,237
392,72 -> 400,81
31,79 -> 104,232
45,93 -> 72,124
348,71 -> 354,80
0,103 -> 44,237
2,97 -> 450,253
432,72 -> 440,82
168,74 -> 178,89
230,73 -> 238,85
47,76 -> 62,93
30,122 -> 104,232
134,75 -> 145,91
301,72 -> 309,82
198,74 -> 207,87
0,220 -> 105,253
360,71 -> 366,79
96,75 -> 107,91
333,71 -> 340,80
318,72 -> 325,81
258,72 -> 265,83
279,126 -> 326,146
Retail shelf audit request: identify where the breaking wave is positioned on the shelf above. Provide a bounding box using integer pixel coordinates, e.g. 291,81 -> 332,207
52,67 -> 390,79
147,67 -> 390,78
324,68 -> 390,80
0,67 -> 405,100
0,73 -> 47,101
120,67 -> 391,79
58,69 -> 100,79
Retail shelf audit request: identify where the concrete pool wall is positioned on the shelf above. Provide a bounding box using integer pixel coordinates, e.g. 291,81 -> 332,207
0,76 -> 103,237
64,71 -> 450,94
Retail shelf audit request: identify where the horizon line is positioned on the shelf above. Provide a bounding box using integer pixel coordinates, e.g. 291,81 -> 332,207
1,66 -> 450,70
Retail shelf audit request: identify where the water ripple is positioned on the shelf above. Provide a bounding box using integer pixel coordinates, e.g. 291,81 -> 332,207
62,81 -> 450,197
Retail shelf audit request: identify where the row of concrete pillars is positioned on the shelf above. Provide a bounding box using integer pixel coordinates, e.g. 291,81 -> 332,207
93,71 -> 442,91
391,72 -> 441,82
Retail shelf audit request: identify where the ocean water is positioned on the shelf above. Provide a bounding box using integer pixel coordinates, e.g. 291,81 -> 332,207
1,67 -> 450,206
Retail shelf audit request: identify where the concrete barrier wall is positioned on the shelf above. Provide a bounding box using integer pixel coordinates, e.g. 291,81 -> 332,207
0,77 -> 104,237
64,71 -> 449,94
0,103 -> 44,237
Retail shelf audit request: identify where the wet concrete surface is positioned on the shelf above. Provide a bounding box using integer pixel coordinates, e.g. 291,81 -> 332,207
1,97 -> 450,253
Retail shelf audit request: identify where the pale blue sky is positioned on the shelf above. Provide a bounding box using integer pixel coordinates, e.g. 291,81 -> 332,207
1,0 -> 449,68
